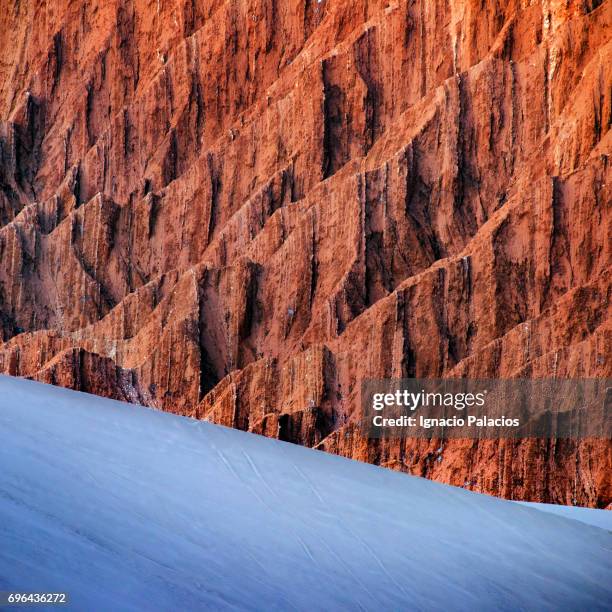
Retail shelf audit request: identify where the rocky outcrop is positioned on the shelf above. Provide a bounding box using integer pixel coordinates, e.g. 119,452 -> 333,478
1,0 -> 610,507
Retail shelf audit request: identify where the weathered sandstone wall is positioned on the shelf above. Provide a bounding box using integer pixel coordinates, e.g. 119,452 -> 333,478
1,0 -> 610,506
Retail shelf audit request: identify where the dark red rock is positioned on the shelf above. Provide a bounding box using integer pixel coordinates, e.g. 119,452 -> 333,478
0,0 -> 610,506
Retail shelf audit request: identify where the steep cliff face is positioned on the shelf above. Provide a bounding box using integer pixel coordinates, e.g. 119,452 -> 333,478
1,0 -> 610,506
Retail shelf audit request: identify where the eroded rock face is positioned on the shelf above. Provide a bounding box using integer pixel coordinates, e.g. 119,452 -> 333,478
1,0 -> 610,506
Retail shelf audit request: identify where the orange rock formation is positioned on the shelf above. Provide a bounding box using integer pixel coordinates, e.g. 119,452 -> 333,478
1,0 -> 610,506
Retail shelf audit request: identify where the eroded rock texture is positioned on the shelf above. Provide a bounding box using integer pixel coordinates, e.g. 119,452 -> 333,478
1,0 -> 610,506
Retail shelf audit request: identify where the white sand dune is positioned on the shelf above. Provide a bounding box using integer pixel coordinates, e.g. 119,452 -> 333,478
1,376 -> 611,611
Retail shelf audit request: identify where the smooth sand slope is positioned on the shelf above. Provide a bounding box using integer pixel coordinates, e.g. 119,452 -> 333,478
0,376 -> 611,611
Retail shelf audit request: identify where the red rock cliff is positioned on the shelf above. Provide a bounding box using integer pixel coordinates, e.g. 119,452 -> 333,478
1,0 -> 610,506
